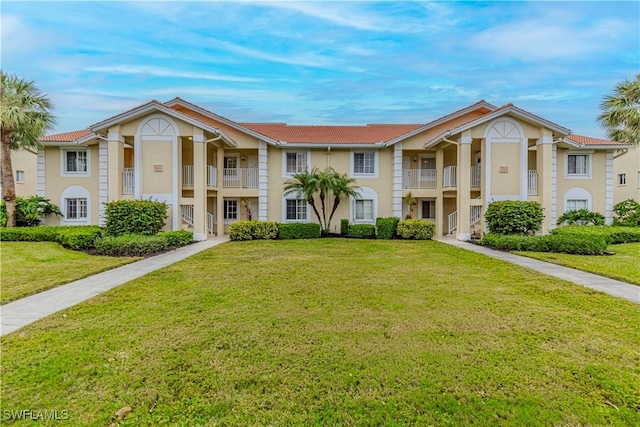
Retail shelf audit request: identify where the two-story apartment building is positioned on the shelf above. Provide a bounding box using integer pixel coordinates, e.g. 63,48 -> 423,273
38,98 -> 628,240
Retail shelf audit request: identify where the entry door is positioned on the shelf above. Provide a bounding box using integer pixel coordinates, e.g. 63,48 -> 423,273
421,200 -> 435,220
224,156 -> 239,182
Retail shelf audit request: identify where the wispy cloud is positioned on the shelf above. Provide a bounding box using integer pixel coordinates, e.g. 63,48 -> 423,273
85,65 -> 262,83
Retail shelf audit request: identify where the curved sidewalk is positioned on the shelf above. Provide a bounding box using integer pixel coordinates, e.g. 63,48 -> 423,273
0,236 -> 229,336
437,238 -> 639,304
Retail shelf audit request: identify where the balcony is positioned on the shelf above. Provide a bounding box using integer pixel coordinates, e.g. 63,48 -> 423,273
183,165 -> 219,188
470,165 -> 481,187
122,168 -> 134,195
443,166 -> 457,188
528,170 -> 538,196
402,169 -> 436,189
223,168 -> 258,188
207,165 -> 217,187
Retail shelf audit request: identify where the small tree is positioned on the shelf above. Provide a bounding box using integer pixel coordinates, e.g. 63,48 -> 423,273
404,192 -> 416,219
485,200 -> 544,235
612,199 -> 640,226
598,74 -> 640,145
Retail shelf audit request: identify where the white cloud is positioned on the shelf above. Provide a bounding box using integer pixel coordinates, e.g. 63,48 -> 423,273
84,65 -> 263,83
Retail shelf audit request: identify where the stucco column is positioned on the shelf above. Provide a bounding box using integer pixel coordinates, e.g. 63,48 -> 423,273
216,146 -> 225,236
457,133 -> 472,240
392,142 -> 403,218
258,141 -> 268,221
536,130 -> 553,233
107,128 -> 123,202
193,130 -> 207,240
435,148 -> 444,234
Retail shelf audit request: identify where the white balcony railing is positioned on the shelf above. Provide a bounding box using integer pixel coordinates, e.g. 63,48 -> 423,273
207,165 -> 217,187
182,165 -> 194,187
528,170 -> 538,196
223,168 -> 258,188
448,211 -> 457,235
470,165 -> 481,187
443,166 -> 457,188
181,204 -> 194,226
470,206 -> 482,225
402,169 -> 437,189
122,168 -> 134,195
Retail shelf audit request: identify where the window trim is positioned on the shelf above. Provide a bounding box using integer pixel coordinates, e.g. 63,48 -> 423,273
60,185 -> 91,225
60,147 -> 90,177
564,150 -> 592,179
282,150 -> 311,177
353,199 -> 374,222
281,191 -> 310,223
350,186 -> 377,224
618,173 -> 626,186
15,170 -> 25,183
285,198 -> 308,222
350,150 -> 378,178
65,198 -> 88,221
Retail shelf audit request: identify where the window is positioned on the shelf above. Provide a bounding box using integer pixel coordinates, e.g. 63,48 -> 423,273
286,199 -> 307,221
618,173 -> 627,185
567,154 -> 589,176
354,199 -> 374,221
421,200 -> 435,219
224,200 -> 238,220
566,199 -> 588,211
353,152 -> 375,174
224,156 -> 237,169
15,170 -> 24,183
65,198 -> 87,220
65,150 -> 87,173
286,152 -> 307,174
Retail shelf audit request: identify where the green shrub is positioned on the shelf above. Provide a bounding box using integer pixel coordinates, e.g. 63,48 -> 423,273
480,233 -> 607,255
0,226 -> 59,241
349,224 -> 376,239
485,200 -> 544,235
396,219 -> 435,240
612,199 -> 640,227
95,234 -> 168,257
551,226 -> 640,244
278,223 -> 321,239
376,217 -> 399,240
0,196 -> 62,227
104,200 -> 167,236
56,227 -> 104,250
340,219 -> 349,235
229,220 -> 278,241
160,231 -> 193,247
557,209 -> 605,226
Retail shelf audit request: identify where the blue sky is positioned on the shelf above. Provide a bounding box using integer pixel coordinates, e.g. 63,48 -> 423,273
2,1 -> 638,137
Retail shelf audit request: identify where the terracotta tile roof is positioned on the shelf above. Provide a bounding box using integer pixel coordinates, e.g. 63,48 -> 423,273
41,129 -> 93,142
567,134 -> 626,146
238,123 -> 424,144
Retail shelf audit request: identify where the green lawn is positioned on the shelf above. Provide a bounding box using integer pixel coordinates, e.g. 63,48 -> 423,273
515,242 -> 640,286
0,242 -> 139,304
1,240 -> 639,426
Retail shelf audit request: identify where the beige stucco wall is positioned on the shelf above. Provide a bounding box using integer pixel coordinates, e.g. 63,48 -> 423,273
10,149 -> 37,197
556,148 -> 607,215
490,143 -> 521,196
42,145 -> 100,225
613,145 -> 640,203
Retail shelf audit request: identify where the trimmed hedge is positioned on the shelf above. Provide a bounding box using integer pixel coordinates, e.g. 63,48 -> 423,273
160,230 -> 194,247
340,219 -> 349,235
376,217 -> 399,240
229,220 -> 278,241
95,234 -> 168,257
0,225 -> 104,250
485,200 -> 544,235
104,200 -> 168,236
349,224 -> 376,239
278,223 -> 321,239
397,219 -> 435,240
480,233 -> 608,255
551,226 -> 640,245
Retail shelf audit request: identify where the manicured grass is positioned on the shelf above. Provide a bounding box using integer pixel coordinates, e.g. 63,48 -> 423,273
1,240 -> 639,426
515,242 -> 640,286
0,242 -> 139,304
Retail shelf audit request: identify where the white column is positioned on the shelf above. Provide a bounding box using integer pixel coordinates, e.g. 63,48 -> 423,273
216,146 -> 225,236
193,132 -> 207,240
392,142 -> 403,218
36,149 -> 45,198
605,150 -> 615,225
134,134 -> 141,199
457,133 -> 472,240
551,144 -> 557,229
98,140 -> 109,225
258,140 -> 268,221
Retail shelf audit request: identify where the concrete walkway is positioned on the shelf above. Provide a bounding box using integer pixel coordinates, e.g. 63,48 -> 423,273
0,236 -> 229,336
436,237 -> 639,304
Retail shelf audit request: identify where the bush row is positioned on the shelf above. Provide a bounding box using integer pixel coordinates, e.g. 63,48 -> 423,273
229,221 -> 322,241
551,226 -> 640,245
480,233 -> 608,255
104,200 -> 168,236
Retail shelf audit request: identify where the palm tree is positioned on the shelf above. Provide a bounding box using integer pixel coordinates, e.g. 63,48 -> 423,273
598,74 -> 640,144
283,168 -> 323,226
1,72 -> 55,227
327,170 -> 360,232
